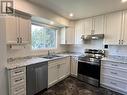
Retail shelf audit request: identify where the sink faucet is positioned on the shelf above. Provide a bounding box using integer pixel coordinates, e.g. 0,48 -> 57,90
48,50 -> 50,56
48,50 -> 56,56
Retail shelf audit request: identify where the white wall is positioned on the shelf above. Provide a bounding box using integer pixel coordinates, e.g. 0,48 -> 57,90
0,18 -> 8,95
14,0 -> 69,26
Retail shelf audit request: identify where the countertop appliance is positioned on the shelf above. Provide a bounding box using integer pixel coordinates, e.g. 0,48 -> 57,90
78,49 -> 105,87
26,62 -> 48,95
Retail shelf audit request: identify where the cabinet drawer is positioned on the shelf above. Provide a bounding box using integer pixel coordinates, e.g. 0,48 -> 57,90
48,58 -> 65,67
102,61 -> 127,69
101,76 -> 127,92
10,67 -> 26,77
11,75 -> 25,86
101,67 -> 127,79
11,84 -> 26,95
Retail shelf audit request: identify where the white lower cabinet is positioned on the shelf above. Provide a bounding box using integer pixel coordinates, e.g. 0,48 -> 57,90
48,63 -> 58,87
101,60 -> 127,94
8,67 -> 26,95
48,57 -> 70,88
71,56 -> 78,77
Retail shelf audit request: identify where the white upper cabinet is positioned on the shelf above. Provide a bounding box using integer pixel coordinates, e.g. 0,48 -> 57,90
5,15 -> 31,45
60,21 -> 75,44
104,11 -> 123,45
122,10 -> 127,45
6,16 -> 19,44
19,17 -> 31,44
75,20 -> 84,44
93,15 -> 104,34
74,16 -> 104,44
84,18 -> 93,35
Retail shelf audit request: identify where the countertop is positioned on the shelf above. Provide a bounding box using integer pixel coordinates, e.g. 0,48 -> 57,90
102,56 -> 127,64
7,53 -> 81,70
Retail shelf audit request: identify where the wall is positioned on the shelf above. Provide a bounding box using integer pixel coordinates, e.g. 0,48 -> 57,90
0,18 -> 8,95
67,41 -> 127,57
66,40 -> 104,53
14,0 -> 69,26
106,45 -> 127,56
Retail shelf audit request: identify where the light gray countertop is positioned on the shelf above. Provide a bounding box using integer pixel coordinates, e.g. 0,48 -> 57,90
6,53 -> 81,70
102,57 -> 127,64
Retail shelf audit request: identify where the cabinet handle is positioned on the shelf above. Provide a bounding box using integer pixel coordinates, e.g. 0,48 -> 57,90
91,30 -> 94,35
110,82 -> 117,85
119,40 -> 121,45
122,40 -> 124,44
111,64 -> 118,66
20,37 -> 22,43
15,70 -> 22,74
15,78 -> 23,82
17,38 -> 19,43
111,72 -> 117,75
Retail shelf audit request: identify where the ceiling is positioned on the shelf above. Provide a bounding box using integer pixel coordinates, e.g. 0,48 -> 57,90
28,0 -> 127,20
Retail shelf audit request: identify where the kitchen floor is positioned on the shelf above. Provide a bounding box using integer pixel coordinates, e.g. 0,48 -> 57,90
42,76 -> 123,95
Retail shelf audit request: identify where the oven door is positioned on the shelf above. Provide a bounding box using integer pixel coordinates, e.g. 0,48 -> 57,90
78,60 -> 100,86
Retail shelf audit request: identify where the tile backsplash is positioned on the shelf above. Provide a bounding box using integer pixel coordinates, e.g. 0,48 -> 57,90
107,45 -> 127,56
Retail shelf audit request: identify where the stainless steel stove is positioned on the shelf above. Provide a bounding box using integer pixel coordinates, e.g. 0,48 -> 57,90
78,49 -> 105,87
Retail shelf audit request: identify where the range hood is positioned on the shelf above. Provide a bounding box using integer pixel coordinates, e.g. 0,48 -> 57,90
81,34 -> 104,40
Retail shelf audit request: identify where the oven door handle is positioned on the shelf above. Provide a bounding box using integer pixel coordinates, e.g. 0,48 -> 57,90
78,60 -> 100,66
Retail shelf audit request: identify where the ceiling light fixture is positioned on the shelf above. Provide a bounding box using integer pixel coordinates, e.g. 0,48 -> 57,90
50,21 -> 54,25
69,13 -> 74,17
121,0 -> 127,3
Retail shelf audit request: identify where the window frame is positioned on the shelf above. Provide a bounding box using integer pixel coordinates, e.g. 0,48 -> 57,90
31,22 -> 58,51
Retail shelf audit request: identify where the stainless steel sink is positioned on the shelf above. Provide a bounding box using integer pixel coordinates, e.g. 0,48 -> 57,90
41,55 -> 61,59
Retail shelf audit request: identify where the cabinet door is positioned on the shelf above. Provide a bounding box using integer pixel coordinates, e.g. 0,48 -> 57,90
71,56 -> 78,76
123,10 -> 127,45
93,15 -> 104,34
6,16 -> 19,44
58,63 -> 67,80
66,21 -> 75,44
75,20 -> 84,44
60,27 -> 66,44
48,65 -> 58,87
84,18 -> 93,35
65,57 -> 70,76
19,17 -> 31,44
104,12 -> 122,45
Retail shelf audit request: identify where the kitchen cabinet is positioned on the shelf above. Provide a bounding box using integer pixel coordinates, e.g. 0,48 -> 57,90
93,15 -> 104,34
5,15 -> 31,44
71,56 -> 78,77
104,12 -> 123,45
48,57 -> 70,88
7,67 -> 26,95
66,57 -> 71,75
84,16 -> 104,35
60,21 -> 75,44
122,10 -> 127,45
84,18 -> 93,35
75,20 -> 85,44
75,16 -> 104,44
101,60 -> 127,94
